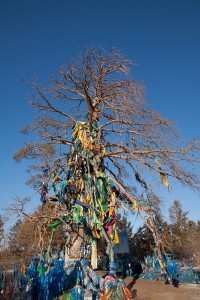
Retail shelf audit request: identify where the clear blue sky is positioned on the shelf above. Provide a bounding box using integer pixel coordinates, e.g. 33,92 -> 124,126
0,0 -> 200,226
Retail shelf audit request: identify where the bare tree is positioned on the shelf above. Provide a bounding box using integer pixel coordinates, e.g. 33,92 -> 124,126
12,48 -> 200,263
0,216 -> 4,249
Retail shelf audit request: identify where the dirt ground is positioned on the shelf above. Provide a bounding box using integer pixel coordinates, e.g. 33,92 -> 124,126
125,277 -> 200,300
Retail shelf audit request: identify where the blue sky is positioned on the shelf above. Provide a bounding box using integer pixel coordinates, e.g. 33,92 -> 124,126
0,0 -> 200,227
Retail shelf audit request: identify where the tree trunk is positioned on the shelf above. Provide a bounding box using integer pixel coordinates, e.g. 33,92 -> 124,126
65,227 -> 84,265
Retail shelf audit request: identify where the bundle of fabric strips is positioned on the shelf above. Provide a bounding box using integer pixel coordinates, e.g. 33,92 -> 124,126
140,253 -> 200,285
40,122 -> 123,260
13,257 -> 133,299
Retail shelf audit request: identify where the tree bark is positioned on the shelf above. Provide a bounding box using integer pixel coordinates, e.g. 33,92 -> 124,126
65,227 -> 84,264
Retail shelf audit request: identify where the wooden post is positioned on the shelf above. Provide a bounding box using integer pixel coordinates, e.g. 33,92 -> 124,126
91,238 -> 97,269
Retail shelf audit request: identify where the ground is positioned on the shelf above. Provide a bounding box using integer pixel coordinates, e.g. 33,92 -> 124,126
125,277 -> 200,300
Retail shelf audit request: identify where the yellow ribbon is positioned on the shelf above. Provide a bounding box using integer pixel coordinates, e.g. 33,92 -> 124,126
20,263 -> 26,278
155,158 -> 170,189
